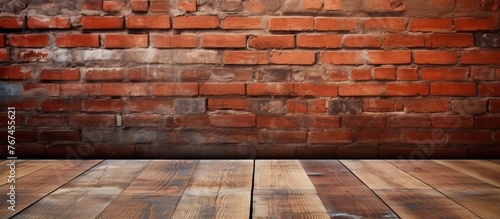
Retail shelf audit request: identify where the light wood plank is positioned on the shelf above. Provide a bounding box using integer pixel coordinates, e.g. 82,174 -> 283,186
300,160 -> 398,219
0,160 -> 55,186
170,160 -> 253,219
0,160 -> 102,218
444,189 -> 500,219
97,160 -> 198,219
253,160 -> 329,219
375,189 -> 480,219
13,160 -> 149,219
434,160 -> 500,187
340,160 -> 429,190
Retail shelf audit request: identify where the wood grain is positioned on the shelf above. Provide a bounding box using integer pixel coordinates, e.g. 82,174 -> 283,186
13,160 -> 148,219
0,160 -> 102,218
0,160 -> 55,186
300,160 -> 398,218
444,189 -> 500,219
434,160 -> 500,187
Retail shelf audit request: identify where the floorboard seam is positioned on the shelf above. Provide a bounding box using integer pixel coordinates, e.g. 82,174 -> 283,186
249,159 -> 256,219
169,160 -> 200,218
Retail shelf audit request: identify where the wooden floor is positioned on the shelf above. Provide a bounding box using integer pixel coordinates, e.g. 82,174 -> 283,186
1,160 -> 499,219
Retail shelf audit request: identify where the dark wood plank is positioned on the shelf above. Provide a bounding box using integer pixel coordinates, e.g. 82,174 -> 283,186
170,160 -> 253,219
13,160 -> 149,219
0,160 -> 102,218
253,160 -> 329,219
434,160 -> 500,187
97,160 -> 198,219
444,189 -> 500,219
300,160 -> 398,218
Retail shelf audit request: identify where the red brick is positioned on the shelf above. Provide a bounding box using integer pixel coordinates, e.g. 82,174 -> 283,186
8,34 -> 50,48
320,51 -> 364,65
373,67 -> 396,80
367,51 -> 411,64
80,16 -> 124,29
481,0 -> 500,10
154,35 -> 198,48
309,131 -> 353,144
287,100 -> 306,113
403,131 -> 446,144
178,0 -> 196,11
210,114 -> 255,127
476,116 -> 500,129
269,16 -> 314,31
149,0 -> 170,12
40,68 -> 80,81
247,83 -> 294,96
414,51 -> 457,65
383,34 -> 424,49
327,69 -> 349,82
128,67 -> 174,81
103,0 -> 126,12
129,99 -> 173,113
386,83 -> 429,96
0,16 -> 25,29
0,100 -> 38,111
26,115 -> 69,127
399,99 -> 449,113
297,34 -> 341,48
315,17 -> 359,31
60,84 -> 100,97
200,83 -> 245,95
131,0 -> 148,12
430,83 -> 476,96
0,66 -> 33,80
421,68 -> 468,81
249,35 -> 295,49
72,114 -> 116,127
429,34 -> 474,48
122,115 -> 164,127
224,51 -> 268,65
408,18 -> 452,32
85,68 -> 124,81
150,83 -> 198,96
479,83 -> 500,97
23,84 -> 60,97
449,131 -> 492,144
397,68 -> 419,80
105,34 -> 148,48
356,131 -> 400,144
470,67 -> 494,81
208,99 -> 250,111
363,99 -> 396,112
307,99 -> 326,113
264,130 -> 307,143
431,115 -> 474,128
363,0 -> 405,12
38,130 -> 80,142
102,83 -> 148,96
28,16 -> 70,29
173,16 -> 219,29
342,116 -> 386,128
490,100 -> 500,112
201,34 -> 246,48
222,16 -> 263,29
324,0 -> 342,10
84,99 -> 125,112
0,129 -> 35,142
126,16 -> 171,29
271,51 -> 315,65
339,83 -> 384,96
455,17 -> 495,31
451,100 -> 488,114
388,116 -> 430,128
168,115 -> 209,127
82,0 -> 103,10
0,34 -> 4,47
55,34 -> 100,48
303,0 -> 323,10
257,116 -> 298,128
351,68 -> 372,81
343,35 -> 383,48
41,100 -> 82,112
293,84 -> 338,97
13,50 -> 50,62
364,18 -> 406,31
426,148 -> 469,159
309,116 -> 340,128
462,51 -> 500,65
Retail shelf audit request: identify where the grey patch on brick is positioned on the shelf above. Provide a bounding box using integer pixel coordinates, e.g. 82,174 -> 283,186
175,98 -> 207,115
258,68 -> 292,82
475,33 -> 500,48
250,99 -> 286,115
0,83 -> 22,99
119,130 -> 157,143
329,99 -> 363,115
81,129 -> 114,143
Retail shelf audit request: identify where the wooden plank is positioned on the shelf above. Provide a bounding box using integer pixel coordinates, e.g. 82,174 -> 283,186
340,160 -> 429,190
0,160 -> 57,186
434,160 -> 500,187
13,160 -> 148,219
253,160 -> 329,219
444,189 -> 500,219
97,160 -> 198,218
170,160 -> 254,219
375,189 -> 479,219
300,160 -> 398,219
0,160 -> 102,218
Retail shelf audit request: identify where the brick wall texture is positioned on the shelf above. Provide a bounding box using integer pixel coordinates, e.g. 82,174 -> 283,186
1,0 -> 499,158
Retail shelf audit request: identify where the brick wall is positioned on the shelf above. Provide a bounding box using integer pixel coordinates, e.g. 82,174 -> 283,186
1,0 -> 499,159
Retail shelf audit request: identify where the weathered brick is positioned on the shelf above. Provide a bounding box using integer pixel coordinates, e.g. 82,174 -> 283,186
173,16 -> 219,29
210,114 -> 255,127
328,99 -> 363,114
269,17 -> 314,31
28,16 -> 71,29
315,17 -> 359,31
174,98 -> 206,114
222,16 -> 264,29
126,16 -> 171,29
80,16 -> 124,29
249,35 -> 295,49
